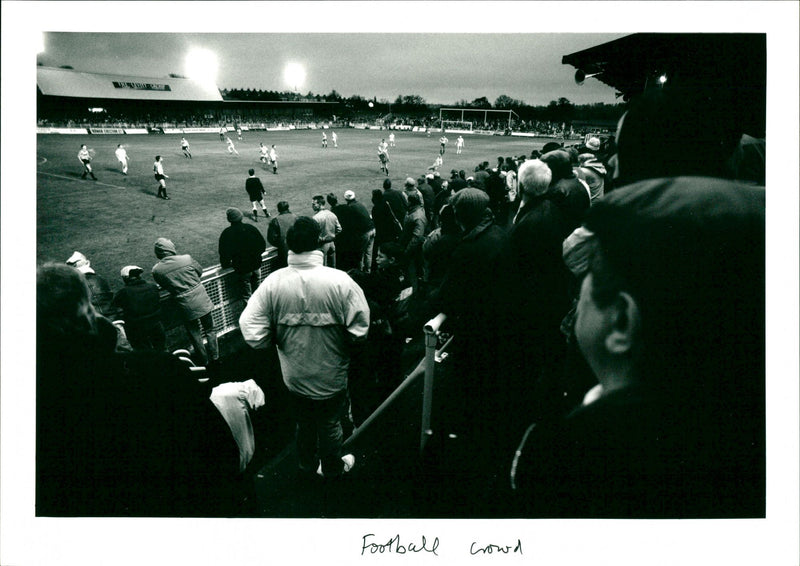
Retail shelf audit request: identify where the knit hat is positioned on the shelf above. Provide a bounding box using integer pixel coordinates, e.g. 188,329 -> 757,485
344,190 -> 355,201
226,207 -> 244,223
451,188 -> 490,230
586,137 -> 601,151
426,173 -> 434,180
66,251 -> 94,274
120,265 -> 144,279
404,177 -> 417,188
154,237 -> 177,258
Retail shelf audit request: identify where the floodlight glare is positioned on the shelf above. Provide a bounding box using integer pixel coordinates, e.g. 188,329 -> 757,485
658,74 -> 668,84
185,48 -> 219,85
284,62 -> 306,91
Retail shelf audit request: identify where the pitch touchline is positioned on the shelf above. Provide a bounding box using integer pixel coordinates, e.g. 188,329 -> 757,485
37,170 -> 133,191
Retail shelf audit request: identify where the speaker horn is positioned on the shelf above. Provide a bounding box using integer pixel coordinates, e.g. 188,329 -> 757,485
574,69 -> 601,85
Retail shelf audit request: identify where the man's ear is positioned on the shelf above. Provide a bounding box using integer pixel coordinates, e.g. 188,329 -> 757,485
605,291 -> 640,355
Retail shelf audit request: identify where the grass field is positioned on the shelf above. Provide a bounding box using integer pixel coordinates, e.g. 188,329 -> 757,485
37,129 -> 560,292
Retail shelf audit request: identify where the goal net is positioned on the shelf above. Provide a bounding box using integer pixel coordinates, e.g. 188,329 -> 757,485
439,107 -> 517,130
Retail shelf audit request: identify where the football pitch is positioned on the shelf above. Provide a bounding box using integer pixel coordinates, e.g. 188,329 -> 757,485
37,128 -> 559,289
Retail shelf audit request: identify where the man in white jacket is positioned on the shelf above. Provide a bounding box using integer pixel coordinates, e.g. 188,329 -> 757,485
239,216 -> 369,478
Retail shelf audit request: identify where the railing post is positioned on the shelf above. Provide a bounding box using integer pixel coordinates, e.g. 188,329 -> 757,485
421,313 -> 446,453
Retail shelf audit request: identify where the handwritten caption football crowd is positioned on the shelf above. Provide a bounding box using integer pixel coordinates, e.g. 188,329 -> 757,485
361,534 -> 523,557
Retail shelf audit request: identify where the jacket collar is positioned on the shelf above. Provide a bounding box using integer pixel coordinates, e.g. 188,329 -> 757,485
462,209 -> 495,242
287,250 -> 324,268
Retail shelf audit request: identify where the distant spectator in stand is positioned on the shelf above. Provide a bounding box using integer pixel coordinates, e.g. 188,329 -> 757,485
398,192 -> 427,292
267,201 -> 297,269
111,265 -> 166,351
152,238 -> 220,368
510,177 -> 765,519
312,194 -> 341,268
66,251 -> 114,318
344,190 -> 376,272
219,207 -> 267,301
245,168 -> 270,221
239,216 -> 370,479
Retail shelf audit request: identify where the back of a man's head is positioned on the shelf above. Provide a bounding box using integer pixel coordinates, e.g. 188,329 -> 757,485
583,176 -> 764,397
383,178 -> 392,190
37,263 -> 96,336
277,201 -> 290,214
286,216 -> 321,254
540,150 -> 574,182
517,159 -> 553,198
615,86 -> 742,187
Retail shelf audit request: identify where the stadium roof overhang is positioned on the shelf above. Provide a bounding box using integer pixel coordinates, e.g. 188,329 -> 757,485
37,66 -> 223,102
562,33 -> 766,102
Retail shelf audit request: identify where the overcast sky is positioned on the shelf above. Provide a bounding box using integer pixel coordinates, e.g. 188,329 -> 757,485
40,32 -> 627,107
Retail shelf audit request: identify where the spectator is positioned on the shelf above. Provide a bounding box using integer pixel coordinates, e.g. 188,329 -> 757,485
472,161 -> 490,190
501,159 -> 580,423
381,177 -> 408,237
510,177 -> 765,518
151,237 -> 220,368
418,174 -> 436,222
239,216 -> 370,479
327,192 -> 360,272
449,169 -> 468,192
370,188 -> 400,269
421,203 -> 461,294
344,190 -> 376,273
219,207 -> 267,300
111,265 -> 166,351
430,179 -> 452,230
540,149 -> 590,231
423,187 -> 507,515
66,251 -> 114,318
37,263 -> 238,516
312,194 -> 341,268
575,153 -> 607,204
267,201 -> 297,268
429,170 -> 443,194
398,192 -> 427,292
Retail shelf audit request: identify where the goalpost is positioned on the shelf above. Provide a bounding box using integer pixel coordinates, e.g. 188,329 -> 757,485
439,107 -> 518,130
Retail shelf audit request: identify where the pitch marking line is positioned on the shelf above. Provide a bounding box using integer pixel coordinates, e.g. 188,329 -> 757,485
37,170 -> 137,191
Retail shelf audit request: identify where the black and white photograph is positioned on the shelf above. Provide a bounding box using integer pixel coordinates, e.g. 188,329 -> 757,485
1,2 -> 798,565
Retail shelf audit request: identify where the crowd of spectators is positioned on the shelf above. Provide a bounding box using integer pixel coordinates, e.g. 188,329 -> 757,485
37,84 -> 766,518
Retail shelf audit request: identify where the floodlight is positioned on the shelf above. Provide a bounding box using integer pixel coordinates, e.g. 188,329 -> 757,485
284,62 -> 306,91
658,74 -> 668,85
185,48 -> 219,85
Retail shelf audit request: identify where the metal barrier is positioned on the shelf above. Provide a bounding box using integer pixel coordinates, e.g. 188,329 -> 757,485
342,312 -> 450,455
158,248 -> 279,350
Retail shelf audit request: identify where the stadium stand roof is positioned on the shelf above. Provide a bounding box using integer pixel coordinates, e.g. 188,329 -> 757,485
37,66 -> 223,102
562,33 -> 766,101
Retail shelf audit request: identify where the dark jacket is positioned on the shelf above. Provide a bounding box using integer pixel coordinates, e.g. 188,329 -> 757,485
112,278 -> 162,325
346,200 -> 375,234
382,187 -> 408,226
372,193 -> 402,244
510,385 -> 765,518
267,211 -> 297,266
245,176 -> 265,201
418,181 -> 436,221
36,320 -> 238,516
399,204 -> 427,258
219,221 -> 267,274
